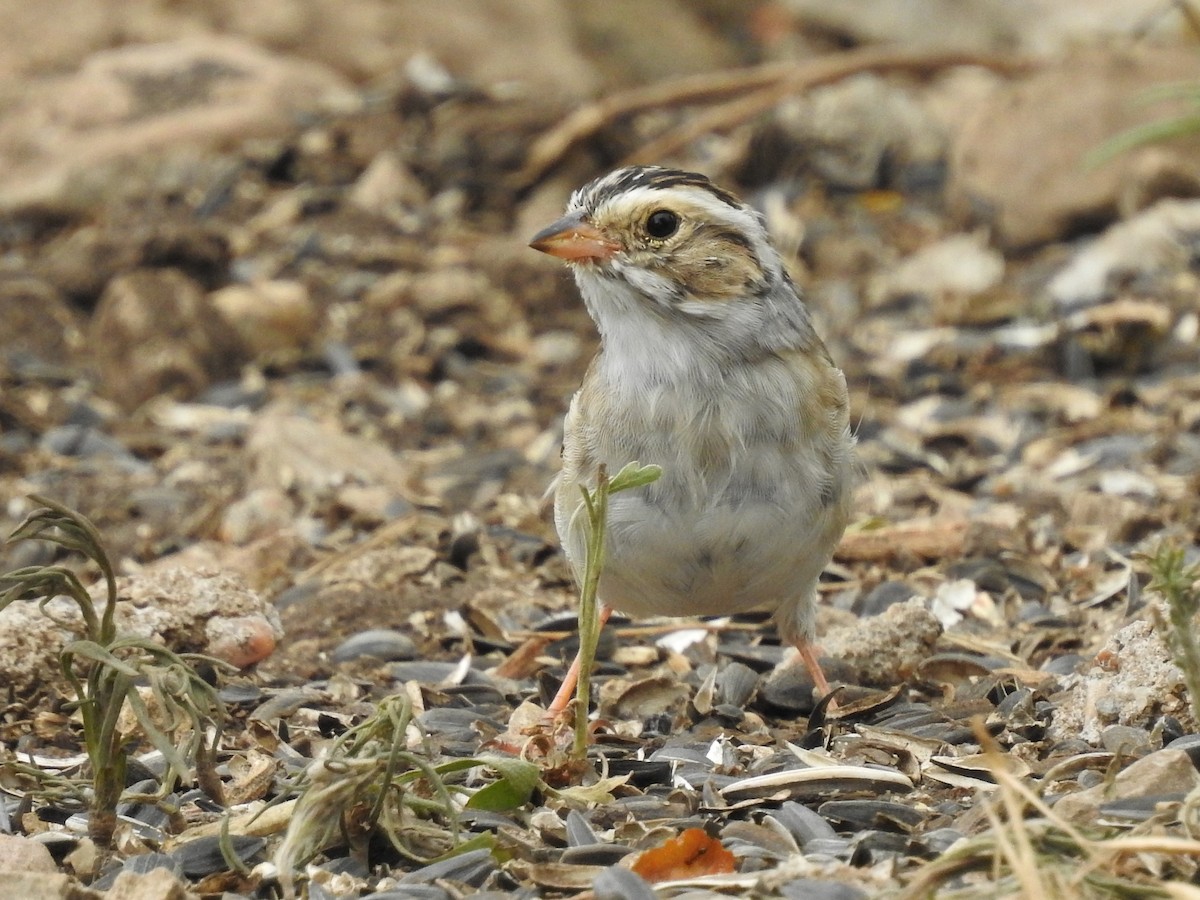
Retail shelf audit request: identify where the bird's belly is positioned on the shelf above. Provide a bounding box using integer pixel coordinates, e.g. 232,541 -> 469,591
555,365 -> 852,624
596,488 -> 837,619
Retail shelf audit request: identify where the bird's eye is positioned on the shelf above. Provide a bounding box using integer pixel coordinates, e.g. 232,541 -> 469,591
645,209 -> 679,239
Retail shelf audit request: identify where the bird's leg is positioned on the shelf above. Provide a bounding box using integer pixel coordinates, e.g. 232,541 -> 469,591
794,637 -> 832,698
544,604 -> 613,721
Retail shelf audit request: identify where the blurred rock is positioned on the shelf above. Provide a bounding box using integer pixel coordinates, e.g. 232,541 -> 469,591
780,0 -> 1178,55
0,835 -> 58,874
348,150 -> 429,225
567,0 -> 739,87
872,233 -> 1004,307
1047,198 -> 1200,308
0,35 -> 356,210
0,568 -> 282,700
245,403 -> 426,504
0,0 -> 602,99
207,0 -> 600,95
947,46 -> 1200,248
88,269 -> 248,410
218,487 -> 296,545
107,867 -> 197,900
769,74 -> 946,191
0,872 -> 97,900
210,280 -> 319,357
0,278 -> 83,370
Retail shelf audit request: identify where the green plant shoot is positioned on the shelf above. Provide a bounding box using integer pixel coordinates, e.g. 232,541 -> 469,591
0,496 -> 228,848
1148,542 -> 1200,724
572,461 -> 662,758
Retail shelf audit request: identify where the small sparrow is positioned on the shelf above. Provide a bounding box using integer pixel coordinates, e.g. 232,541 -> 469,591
530,166 -> 854,714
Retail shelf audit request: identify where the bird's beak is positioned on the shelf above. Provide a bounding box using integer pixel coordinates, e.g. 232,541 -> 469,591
529,213 -> 620,262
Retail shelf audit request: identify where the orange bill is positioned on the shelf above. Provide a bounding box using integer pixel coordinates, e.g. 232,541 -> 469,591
529,213 -> 620,262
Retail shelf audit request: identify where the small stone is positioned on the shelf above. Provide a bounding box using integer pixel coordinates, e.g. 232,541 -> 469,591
88,268 -> 247,410
219,488 -> 296,545
822,597 -> 943,687
348,150 -> 428,219
1053,748 -> 1200,822
210,280 -> 319,357
205,614 -> 280,669
0,834 -> 58,874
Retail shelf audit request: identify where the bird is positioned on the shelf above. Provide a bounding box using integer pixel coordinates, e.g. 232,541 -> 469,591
529,165 -> 855,719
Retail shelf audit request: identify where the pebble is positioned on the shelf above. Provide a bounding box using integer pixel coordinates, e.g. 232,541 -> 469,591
210,279 -> 319,357
39,425 -> 147,470
0,835 -> 58,874
88,268 -> 247,410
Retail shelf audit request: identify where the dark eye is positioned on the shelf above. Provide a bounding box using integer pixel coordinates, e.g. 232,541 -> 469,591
645,209 -> 679,239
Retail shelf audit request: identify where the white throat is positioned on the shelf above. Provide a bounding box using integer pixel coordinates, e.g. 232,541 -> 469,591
575,268 -> 727,389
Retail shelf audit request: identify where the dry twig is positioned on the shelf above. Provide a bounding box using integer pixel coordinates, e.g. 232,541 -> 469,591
517,47 -> 1032,189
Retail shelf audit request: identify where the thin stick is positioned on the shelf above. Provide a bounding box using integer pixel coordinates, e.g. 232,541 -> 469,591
517,48 -> 1031,188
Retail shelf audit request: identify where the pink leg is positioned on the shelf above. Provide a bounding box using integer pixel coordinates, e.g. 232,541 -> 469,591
794,638 -> 832,698
544,605 -> 614,720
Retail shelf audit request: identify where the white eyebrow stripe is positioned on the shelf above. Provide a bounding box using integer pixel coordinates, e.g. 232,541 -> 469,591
595,186 -> 758,231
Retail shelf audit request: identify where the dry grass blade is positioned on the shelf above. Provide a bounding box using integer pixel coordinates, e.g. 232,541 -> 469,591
899,719 -> 1200,898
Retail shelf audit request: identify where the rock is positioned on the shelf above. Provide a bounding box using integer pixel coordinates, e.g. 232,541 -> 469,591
821,596 -> 943,687
1047,198 -> 1200,308
111,568 -> 283,667
209,280 -> 320,357
218,488 -> 297,545
204,614 -> 282,670
0,567 -> 282,700
0,834 -> 58,874
1053,748 -> 1200,822
947,45 -> 1200,248
872,232 -> 1005,307
0,35 -> 356,210
780,0 -> 1023,53
568,0 -> 738,87
142,529 -> 314,595
0,0 -> 599,102
207,0 -> 599,96
770,74 -> 946,191
87,269 -> 248,410
347,150 -> 429,223
1048,609 -> 1193,744
780,0 -> 1177,55
245,403 -> 426,504
0,278 -> 82,371
0,872 -> 97,900
106,867 -> 197,900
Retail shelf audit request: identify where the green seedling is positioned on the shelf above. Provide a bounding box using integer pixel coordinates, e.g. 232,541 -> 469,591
0,495 -> 227,847
1147,542 -> 1200,724
571,461 -> 662,758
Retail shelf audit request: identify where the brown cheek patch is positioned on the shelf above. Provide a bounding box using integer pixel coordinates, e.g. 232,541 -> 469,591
671,232 -> 763,302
